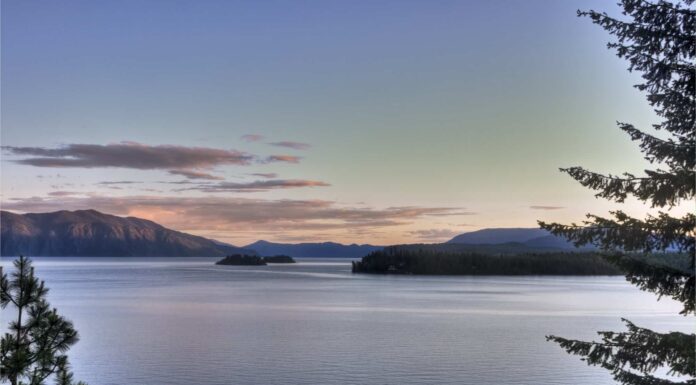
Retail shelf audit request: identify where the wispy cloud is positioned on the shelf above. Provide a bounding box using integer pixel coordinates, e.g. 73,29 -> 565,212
47,191 -> 81,197
2,195 -> 473,237
157,180 -> 203,185
3,142 -> 254,169
529,205 -> 565,210
181,179 -> 330,192
249,173 -> 278,179
265,155 -> 301,164
96,181 -> 143,185
241,134 -> 264,142
268,141 -> 311,150
168,170 -> 224,180
1,142 -> 316,185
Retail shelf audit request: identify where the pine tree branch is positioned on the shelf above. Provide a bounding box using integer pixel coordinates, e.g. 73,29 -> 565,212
560,167 -> 695,207
605,254 -> 695,315
636,0 -> 695,15
619,123 -> 696,169
539,211 -> 695,254
548,319 -> 695,379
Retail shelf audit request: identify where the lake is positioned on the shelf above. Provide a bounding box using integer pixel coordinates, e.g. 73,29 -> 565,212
1,257 -> 689,385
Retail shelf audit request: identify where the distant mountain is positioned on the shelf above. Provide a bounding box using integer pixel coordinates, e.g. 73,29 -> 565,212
390,242 -> 577,255
447,228 -> 549,245
246,240 -> 382,258
447,228 -> 592,251
1,210 -> 251,257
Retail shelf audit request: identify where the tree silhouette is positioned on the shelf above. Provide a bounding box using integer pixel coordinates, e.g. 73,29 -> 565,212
539,1 -> 695,384
0,256 -> 87,385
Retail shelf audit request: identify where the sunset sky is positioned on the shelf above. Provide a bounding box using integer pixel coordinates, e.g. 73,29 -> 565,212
0,0 -> 676,245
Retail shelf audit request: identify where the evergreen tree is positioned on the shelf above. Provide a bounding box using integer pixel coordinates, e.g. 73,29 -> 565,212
0,256 -> 87,385
539,1 -> 695,384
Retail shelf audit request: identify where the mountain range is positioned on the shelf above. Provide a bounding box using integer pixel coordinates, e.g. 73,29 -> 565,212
1,210 -> 587,258
245,240 -> 382,258
446,227 -> 589,250
0,210 -> 251,257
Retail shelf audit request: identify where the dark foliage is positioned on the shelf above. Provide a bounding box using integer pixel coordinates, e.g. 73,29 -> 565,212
538,1 -> 695,383
215,254 -> 267,266
262,255 -> 296,264
352,246 -> 623,275
0,256 -> 87,385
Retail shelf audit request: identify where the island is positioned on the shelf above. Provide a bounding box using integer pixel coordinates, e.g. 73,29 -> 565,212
351,245 -> 623,275
262,255 -> 296,263
216,254 -> 267,266
215,254 -> 297,265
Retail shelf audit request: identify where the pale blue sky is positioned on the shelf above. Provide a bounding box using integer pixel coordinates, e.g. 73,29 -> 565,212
1,0 -> 667,244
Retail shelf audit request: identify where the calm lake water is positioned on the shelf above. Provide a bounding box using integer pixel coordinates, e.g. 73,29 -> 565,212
1,257 -> 690,385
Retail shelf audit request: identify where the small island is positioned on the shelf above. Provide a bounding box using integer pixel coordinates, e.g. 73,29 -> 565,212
216,254 -> 267,265
215,254 -> 296,265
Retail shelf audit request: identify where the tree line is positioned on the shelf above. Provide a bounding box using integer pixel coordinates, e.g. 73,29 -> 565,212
352,246 -> 625,275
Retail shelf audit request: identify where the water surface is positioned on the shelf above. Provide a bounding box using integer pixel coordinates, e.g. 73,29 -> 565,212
1,258 -> 689,385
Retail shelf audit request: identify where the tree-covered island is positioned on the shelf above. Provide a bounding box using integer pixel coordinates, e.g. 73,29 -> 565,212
262,255 -> 296,264
351,244 -> 626,275
215,254 -> 296,266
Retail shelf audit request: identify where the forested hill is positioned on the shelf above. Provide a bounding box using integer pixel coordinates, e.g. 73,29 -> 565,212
446,228 -> 594,250
0,210 -> 252,257
352,244 -> 623,275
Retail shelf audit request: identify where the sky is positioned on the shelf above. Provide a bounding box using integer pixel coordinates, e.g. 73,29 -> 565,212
0,0 -> 677,246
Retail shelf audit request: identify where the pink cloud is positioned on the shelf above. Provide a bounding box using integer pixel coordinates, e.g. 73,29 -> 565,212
265,155 -> 301,164
182,179 -> 330,192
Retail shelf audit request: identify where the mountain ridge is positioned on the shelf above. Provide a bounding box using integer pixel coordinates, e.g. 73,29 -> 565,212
1,210 -> 590,257
447,227 -> 590,250
1,209 -> 252,257
245,240 -> 383,258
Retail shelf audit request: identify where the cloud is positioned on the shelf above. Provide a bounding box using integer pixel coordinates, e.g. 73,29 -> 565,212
249,173 -> 278,179
157,180 -> 203,185
241,134 -> 264,142
2,195 -> 473,238
47,191 -> 81,197
268,141 -> 311,150
265,155 -> 302,164
181,179 -> 330,192
96,181 -> 143,185
409,229 -> 460,242
529,205 -> 565,210
168,170 -> 224,180
3,142 -> 320,188
3,142 -> 254,169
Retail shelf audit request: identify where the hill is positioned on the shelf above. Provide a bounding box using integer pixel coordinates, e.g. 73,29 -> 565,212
352,244 -> 622,275
447,228 -> 592,250
447,228 -> 549,244
246,240 -> 382,258
0,209 -> 251,257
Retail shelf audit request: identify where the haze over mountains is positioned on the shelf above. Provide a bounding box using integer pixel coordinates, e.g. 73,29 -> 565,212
0,210 -> 586,257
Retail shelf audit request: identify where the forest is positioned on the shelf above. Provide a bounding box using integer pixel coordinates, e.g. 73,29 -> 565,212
352,245 -> 627,275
